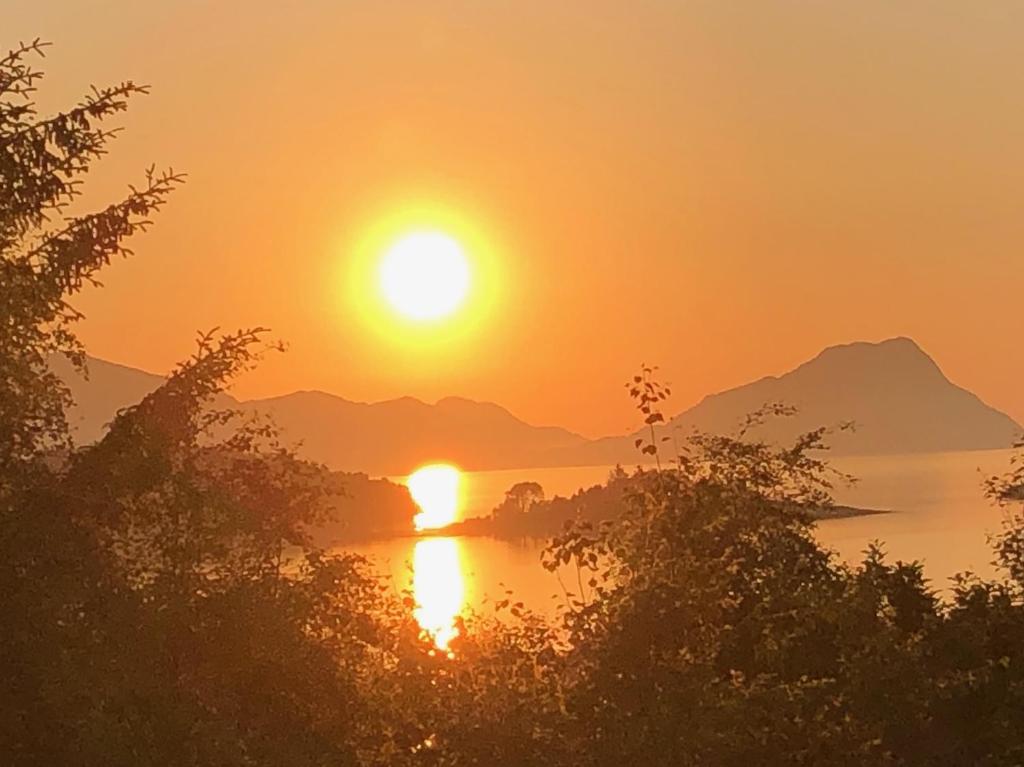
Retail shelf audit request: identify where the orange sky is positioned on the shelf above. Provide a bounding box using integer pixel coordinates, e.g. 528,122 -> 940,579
9,1 -> 1024,437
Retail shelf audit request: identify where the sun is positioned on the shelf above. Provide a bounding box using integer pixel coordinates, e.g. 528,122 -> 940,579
379,232 -> 471,321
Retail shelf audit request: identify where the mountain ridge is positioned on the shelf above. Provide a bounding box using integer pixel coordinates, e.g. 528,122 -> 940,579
55,337 -> 1021,474
54,354 -> 588,474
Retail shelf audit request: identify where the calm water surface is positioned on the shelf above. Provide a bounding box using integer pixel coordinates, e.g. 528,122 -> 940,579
348,449 -> 1018,644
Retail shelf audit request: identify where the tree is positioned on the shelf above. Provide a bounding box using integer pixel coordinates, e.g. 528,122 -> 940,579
0,39 -> 181,761
538,384 -> 1005,765
0,39 -> 181,475
543,418 -> 868,764
987,437 -> 1024,587
0,41 -> 385,766
987,437 -> 1024,507
493,480 -> 545,523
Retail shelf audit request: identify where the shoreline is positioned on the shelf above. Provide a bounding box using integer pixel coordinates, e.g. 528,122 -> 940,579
322,504 -> 894,548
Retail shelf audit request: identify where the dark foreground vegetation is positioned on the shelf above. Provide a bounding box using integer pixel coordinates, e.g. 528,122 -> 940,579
5,40 -> 1024,766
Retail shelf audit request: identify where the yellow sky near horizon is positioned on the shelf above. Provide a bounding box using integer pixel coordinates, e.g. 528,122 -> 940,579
7,1 -> 1024,437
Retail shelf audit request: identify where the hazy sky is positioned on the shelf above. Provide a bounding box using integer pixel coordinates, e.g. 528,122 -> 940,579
9,1 -> 1024,437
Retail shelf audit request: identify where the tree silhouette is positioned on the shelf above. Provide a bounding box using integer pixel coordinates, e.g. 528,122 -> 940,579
1,39 -> 182,472
493,480 -> 545,522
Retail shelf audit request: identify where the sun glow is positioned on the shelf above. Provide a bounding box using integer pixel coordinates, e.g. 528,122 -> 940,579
412,537 -> 466,652
407,463 -> 462,530
379,232 -> 470,321
340,200 -> 506,364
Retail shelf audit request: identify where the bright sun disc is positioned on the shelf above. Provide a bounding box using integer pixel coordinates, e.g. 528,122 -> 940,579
408,463 -> 461,530
379,232 -> 470,321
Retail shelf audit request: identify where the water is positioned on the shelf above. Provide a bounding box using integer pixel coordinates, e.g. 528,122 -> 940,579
348,449 -> 1019,644
816,450 -> 1016,585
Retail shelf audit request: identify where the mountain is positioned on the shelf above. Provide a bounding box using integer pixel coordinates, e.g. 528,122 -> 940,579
553,337 -> 1021,465
53,337 -> 1020,474
51,354 -> 186,444
240,391 -> 587,475
52,355 -> 586,475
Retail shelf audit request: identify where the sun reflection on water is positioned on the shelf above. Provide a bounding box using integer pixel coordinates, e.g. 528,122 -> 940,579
407,464 -> 461,530
412,537 -> 466,652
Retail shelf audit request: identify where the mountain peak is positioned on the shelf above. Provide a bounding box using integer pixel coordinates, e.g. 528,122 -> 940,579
816,336 -> 929,361
665,337 -> 1017,456
802,337 -> 944,382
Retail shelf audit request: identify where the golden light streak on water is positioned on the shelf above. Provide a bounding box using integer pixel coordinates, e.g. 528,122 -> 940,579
412,537 -> 465,652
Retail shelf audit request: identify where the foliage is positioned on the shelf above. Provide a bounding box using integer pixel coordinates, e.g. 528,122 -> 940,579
492,480 -> 545,522
314,471 -> 420,544
628,364 -> 670,465
986,436 -> 1024,506
531,372 -> 1024,766
0,39 -> 182,474
0,40 -> 384,766
987,437 -> 1024,587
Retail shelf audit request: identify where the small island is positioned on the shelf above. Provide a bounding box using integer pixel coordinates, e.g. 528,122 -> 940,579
425,469 -> 892,541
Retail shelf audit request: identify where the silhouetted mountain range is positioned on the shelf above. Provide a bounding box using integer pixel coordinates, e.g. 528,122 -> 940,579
54,355 -> 586,474
246,391 -> 587,475
55,337 -> 1020,475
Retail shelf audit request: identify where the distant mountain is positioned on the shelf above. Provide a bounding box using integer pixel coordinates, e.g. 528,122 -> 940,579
241,391 -> 587,475
52,355 -> 586,475
52,354 -> 183,444
554,337 -> 1021,465
54,337 -> 1020,475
